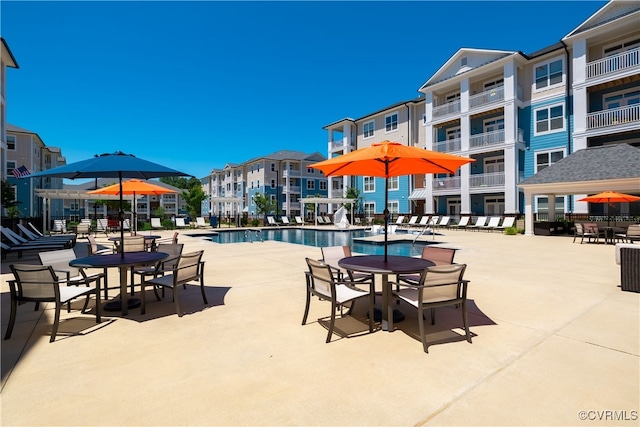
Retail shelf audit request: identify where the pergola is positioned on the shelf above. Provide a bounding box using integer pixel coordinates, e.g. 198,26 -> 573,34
34,189 -> 121,233
299,197 -> 357,226
208,196 -> 244,223
518,144 -> 640,236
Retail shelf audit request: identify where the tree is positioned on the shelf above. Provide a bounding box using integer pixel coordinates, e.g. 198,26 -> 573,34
344,187 -> 364,213
1,180 -> 18,215
181,184 -> 206,219
160,176 -> 189,189
253,192 -> 275,224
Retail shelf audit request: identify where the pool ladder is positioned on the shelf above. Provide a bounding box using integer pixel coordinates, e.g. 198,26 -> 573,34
410,224 -> 435,254
245,228 -> 263,243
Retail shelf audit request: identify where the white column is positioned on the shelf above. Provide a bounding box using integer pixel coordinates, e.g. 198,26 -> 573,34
503,145 -> 519,214
548,194 -> 557,221
460,114 -> 471,215
524,190 -> 534,236
572,38 -> 587,85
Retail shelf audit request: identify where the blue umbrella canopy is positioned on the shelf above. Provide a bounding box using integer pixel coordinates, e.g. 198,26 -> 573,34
24,151 -> 190,256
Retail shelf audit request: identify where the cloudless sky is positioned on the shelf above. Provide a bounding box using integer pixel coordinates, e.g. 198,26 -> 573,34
2,1 -> 606,180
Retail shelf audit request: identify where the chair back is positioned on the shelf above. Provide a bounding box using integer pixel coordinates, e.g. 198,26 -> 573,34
305,257 -> 334,298
575,222 -> 584,234
175,251 -> 204,283
151,218 -> 162,229
419,264 -> 467,303
500,217 -> 515,228
122,236 -> 146,252
10,264 -> 59,301
87,235 -> 104,255
53,220 -> 66,233
439,216 -> 451,226
196,217 -> 206,227
176,218 -> 187,228
156,243 -> 184,269
96,219 -> 108,232
457,216 -> 470,227
626,224 -> 640,239
321,245 -> 349,272
421,247 -> 456,265
38,249 -> 80,279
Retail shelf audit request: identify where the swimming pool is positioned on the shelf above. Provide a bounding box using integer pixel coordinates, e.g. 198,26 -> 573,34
192,228 -> 427,257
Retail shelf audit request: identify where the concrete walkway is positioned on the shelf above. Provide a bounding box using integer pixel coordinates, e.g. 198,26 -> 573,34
1,228 -> 638,426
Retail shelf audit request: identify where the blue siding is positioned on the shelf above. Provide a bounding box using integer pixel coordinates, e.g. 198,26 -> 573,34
358,175 -> 411,214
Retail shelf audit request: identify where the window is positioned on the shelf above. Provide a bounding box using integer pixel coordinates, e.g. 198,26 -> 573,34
484,157 -> 504,173
385,113 -> 398,133
70,203 -> 79,211
257,180 -> 260,188
307,180 -> 315,190
319,181 -> 327,191
534,103 -> 564,135
604,88 -> 640,109
604,37 -> 640,56
363,120 -> 375,138
445,93 -> 460,103
7,135 -> 16,150
388,201 -> 399,215
388,176 -> 399,191
256,164 -> 260,172
7,161 -> 15,176
270,163 -> 276,172
483,117 -> 504,133
484,78 -> 504,90
536,196 -> 565,215
307,167 -> 314,174
535,58 -> 563,90
535,149 -> 564,173
250,181 -> 254,189
364,202 -> 375,218
270,179 -> 276,189
363,176 -> 375,192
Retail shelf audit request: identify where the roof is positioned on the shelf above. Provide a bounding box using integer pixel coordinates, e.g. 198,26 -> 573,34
1,37 -> 19,68
245,150 -> 326,164
64,178 -> 182,192
323,96 -> 424,129
564,1 -> 640,39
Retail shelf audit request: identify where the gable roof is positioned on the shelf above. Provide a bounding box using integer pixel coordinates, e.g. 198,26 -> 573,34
519,144 -> 640,192
245,150 -> 325,164
564,1 -> 640,39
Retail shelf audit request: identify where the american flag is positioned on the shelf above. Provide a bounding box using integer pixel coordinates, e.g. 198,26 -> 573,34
12,165 -> 30,178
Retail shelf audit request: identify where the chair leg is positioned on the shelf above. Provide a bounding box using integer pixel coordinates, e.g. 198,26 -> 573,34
462,300 -> 471,343
327,300 -> 337,343
140,281 -> 147,315
418,306 -> 428,353
51,303 -> 62,343
200,275 -> 208,305
103,268 -> 109,300
368,289 -> 374,333
173,287 -> 182,317
302,288 -> 311,325
4,298 -> 17,340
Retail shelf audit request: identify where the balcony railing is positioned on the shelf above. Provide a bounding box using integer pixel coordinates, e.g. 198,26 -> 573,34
433,138 -> 461,153
433,99 -> 461,118
283,185 -> 301,194
587,104 -> 640,129
586,47 -> 639,79
469,172 -> 505,188
331,189 -> 344,198
470,129 -> 505,148
432,176 -> 461,190
469,85 -> 504,109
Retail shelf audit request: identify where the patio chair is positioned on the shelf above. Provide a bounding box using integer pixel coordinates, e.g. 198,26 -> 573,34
497,216 -> 516,232
303,257 -> 375,343
395,246 -> 456,286
140,250 -> 207,317
86,235 -> 112,299
132,243 -> 184,298
151,217 -> 163,230
52,219 -> 67,234
38,249 -> 106,303
391,263 -> 470,353
76,222 -> 90,238
116,235 -> 146,253
616,224 -> 640,243
321,246 -> 374,285
96,219 -> 109,236
573,223 -> 597,244
5,264 -> 101,343
155,231 -> 179,246
480,216 -> 501,232
468,216 -> 488,231
449,216 -> 470,230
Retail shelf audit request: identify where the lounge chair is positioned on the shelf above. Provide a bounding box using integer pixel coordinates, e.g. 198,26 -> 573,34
141,250 -> 207,317
52,219 -> 67,234
468,216 -> 488,231
267,216 -> 279,226
391,263 -> 470,353
303,257 -> 374,343
1,241 -> 69,260
175,217 -> 189,229
281,216 -> 291,225
151,217 -> 163,230
405,216 -> 419,228
437,216 -> 451,229
28,222 -> 45,236
1,226 -> 75,249
196,217 -> 207,228
323,216 -> 332,224
497,216 -> 516,232
5,264 -> 101,343
427,216 -> 439,228
415,216 -> 430,228
295,216 -> 304,226
394,216 -> 406,226
481,216 -> 501,232
449,216 -> 470,230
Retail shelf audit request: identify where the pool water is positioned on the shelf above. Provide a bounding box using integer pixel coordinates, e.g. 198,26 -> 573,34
197,228 -> 426,257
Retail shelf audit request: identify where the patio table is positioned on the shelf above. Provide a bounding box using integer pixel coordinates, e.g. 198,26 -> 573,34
70,251 -> 168,315
338,255 -> 433,331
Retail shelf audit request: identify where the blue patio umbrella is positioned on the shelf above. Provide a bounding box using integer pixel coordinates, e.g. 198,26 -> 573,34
24,151 -> 191,255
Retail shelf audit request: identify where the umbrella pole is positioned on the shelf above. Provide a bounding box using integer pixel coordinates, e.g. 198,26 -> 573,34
120,173 -> 125,258
384,169 -> 389,262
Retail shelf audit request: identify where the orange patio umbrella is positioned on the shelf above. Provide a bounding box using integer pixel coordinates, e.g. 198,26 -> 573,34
310,140 -> 474,260
88,179 -> 177,234
579,191 -> 640,226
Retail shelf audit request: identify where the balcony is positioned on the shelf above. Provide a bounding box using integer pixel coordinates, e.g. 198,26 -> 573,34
469,86 -> 504,110
587,104 -> 640,130
470,129 -> 505,148
283,185 -> 301,194
469,172 -> 505,188
432,176 -> 461,190
433,99 -> 461,118
331,189 -> 344,198
433,138 -> 461,153
586,48 -> 639,80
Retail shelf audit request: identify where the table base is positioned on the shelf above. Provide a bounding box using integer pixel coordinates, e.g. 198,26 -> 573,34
104,297 -> 141,312
371,308 -> 405,323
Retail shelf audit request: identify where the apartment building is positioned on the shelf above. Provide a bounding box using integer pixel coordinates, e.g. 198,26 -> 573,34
1,38 -> 19,185
203,150 -> 328,219
324,0 -> 639,221
5,124 -> 66,218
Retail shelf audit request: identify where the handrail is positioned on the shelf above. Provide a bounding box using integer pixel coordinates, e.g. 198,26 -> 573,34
245,228 -> 263,243
410,223 -> 435,255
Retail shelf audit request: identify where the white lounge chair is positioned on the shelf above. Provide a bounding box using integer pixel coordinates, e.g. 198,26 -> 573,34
175,217 -> 189,228
468,216 -> 488,231
267,216 -> 279,226
437,216 -> 451,229
281,216 -> 291,225
449,216 -> 471,230
481,216 -> 501,232
497,216 -> 516,231
151,217 -> 163,230
295,216 -> 304,226
405,216 -> 419,228
196,217 -> 207,228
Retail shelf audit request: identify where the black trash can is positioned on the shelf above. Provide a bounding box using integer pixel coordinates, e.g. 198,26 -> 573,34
210,216 -> 217,228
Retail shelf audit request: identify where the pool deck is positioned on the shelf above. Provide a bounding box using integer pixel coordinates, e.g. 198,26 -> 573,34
1,226 -> 638,426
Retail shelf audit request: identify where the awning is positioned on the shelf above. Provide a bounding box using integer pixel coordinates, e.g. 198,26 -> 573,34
408,189 -> 427,200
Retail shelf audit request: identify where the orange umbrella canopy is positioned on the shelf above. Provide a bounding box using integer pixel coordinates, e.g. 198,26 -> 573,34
87,179 -> 177,196
309,140 -> 474,177
578,191 -> 640,204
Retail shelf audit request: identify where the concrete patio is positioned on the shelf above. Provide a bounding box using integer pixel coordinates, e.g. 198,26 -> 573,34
1,227 -> 638,426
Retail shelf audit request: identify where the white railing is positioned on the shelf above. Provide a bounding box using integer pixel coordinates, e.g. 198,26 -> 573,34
470,172 -> 505,188
517,128 -> 524,143
469,85 -> 504,109
283,185 -> 301,194
587,104 -> 640,129
586,48 -> 640,79
433,137 -> 461,153
432,176 -> 461,190
470,129 -> 505,148
433,99 -> 461,118
331,189 -> 344,198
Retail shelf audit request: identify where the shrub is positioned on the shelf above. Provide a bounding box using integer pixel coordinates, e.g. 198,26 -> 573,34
250,219 -> 260,227
504,226 -> 518,235
162,219 -> 174,229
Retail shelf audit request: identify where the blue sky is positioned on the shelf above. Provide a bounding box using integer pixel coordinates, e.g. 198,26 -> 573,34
2,1 -> 606,180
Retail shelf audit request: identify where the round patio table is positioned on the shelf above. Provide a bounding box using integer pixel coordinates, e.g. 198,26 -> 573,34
70,251 -> 168,315
338,255 -> 434,331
